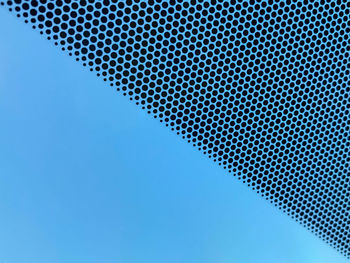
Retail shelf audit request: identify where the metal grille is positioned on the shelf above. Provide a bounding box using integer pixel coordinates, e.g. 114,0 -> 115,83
2,0 -> 350,257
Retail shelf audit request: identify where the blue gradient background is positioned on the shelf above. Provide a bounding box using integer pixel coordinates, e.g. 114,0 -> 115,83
0,10 -> 348,263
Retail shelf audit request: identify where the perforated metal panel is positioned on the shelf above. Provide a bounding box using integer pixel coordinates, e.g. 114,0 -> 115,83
2,0 -> 350,258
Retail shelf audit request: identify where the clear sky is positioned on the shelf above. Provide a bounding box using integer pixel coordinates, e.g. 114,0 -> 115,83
0,9 -> 348,263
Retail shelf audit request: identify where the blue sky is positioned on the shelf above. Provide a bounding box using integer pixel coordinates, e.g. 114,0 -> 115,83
0,9 -> 348,263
